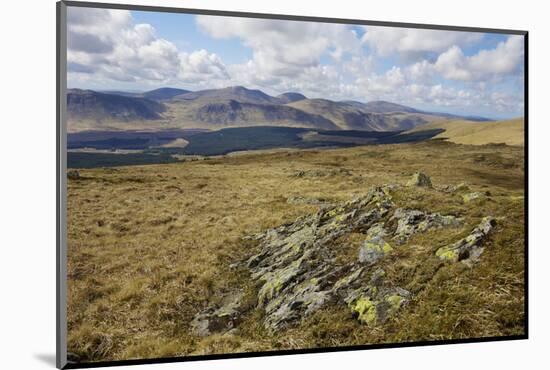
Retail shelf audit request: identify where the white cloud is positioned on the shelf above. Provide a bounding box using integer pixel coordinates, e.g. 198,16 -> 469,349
434,35 -> 524,81
178,49 -> 230,83
362,26 -> 482,57
196,15 -> 361,78
358,66 -> 406,94
406,59 -> 437,83
67,8 -> 229,86
344,55 -> 375,77
468,35 -> 524,76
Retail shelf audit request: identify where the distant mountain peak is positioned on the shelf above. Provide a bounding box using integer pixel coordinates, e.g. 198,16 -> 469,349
277,92 -> 307,104
363,100 -> 421,113
173,85 -> 279,105
142,87 -> 191,101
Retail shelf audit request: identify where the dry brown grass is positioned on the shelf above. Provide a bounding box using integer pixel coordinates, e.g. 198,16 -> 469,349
408,118 -> 524,146
67,140 -> 525,362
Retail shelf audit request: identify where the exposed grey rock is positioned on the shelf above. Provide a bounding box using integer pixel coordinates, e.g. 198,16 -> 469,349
190,291 -> 244,336
462,192 -> 488,203
245,186 -> 395,330
443,182 -> 470,193
391,208 -> 461,244
406,172 -> 432,187
358,235 -> 392,265
436,217 -> 496,265
345,268 -> 411,326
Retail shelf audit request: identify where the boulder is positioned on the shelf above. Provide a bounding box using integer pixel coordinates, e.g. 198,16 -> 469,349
406,172 -> 432,187
436,217 -> 496,265
462,192 -> 487,203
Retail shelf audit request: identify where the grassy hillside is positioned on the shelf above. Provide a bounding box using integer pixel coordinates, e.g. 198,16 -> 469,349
409,118 -> 524,146
67,140 -> 525,363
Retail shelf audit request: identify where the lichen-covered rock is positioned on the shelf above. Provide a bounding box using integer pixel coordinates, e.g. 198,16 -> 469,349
346,269 -> 411,326
454,183 -> 470,192
391,208 -> 461,244
406,172 -> 432,187
358,235 -> 393,264
244,186 -> 396,330
462,192 -> 487,203
442,182 -> 470,193
436,217 -> 496,264
332,267 -> 366,294
190,292 -> 244,336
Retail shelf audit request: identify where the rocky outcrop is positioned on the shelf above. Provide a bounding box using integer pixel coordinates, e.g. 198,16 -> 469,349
247,186 -> 394,330
391,208 -> 461,244
190,178 -> 497,336
436,217 -> 496,265
190,292 -> 244,336
358,224 -> 392,264
406,172 -> 432,187
462,191 -> 489,203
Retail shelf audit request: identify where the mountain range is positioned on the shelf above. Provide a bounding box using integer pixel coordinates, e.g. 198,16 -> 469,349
67,86 -> 490,132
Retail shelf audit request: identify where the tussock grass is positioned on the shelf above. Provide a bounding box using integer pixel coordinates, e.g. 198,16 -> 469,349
67,141 -> 524,362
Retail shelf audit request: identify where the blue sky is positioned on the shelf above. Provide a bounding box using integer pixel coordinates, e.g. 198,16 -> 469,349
67,7 -> 525,119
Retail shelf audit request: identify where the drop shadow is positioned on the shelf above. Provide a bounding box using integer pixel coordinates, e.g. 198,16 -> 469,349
34,353 -> 56,367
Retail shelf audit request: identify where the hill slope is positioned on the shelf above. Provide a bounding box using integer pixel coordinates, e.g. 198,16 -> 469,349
408,118 -> 524,146
276,92 -> 307,104
288,99 -> 445,131
166,99 -> 339,130
67,89 -> 165,122
362,100 -> 422,113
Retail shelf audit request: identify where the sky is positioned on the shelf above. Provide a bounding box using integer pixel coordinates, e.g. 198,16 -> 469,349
66,6 -> 525,119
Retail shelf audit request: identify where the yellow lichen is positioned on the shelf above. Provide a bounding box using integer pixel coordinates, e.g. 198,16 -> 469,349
350,297 -> 378,325
385,295 -> 405,312
382,242 -> 393,254
436,247 -> 459,262
258,277 -> 284,305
